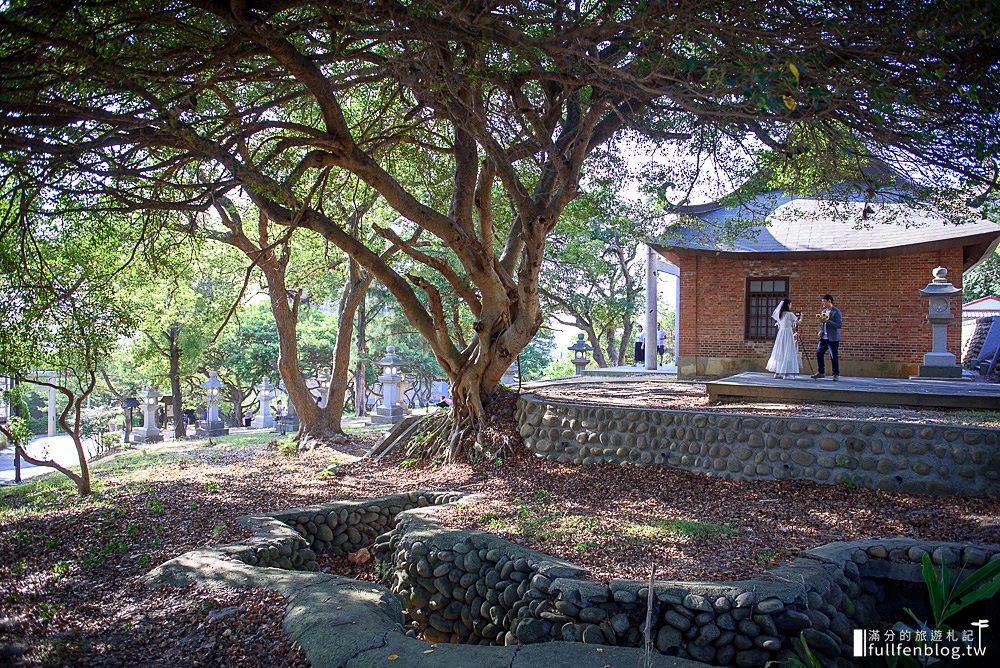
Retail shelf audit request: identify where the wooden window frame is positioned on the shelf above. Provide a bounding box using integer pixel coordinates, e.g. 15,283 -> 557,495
744,276 -> 790,341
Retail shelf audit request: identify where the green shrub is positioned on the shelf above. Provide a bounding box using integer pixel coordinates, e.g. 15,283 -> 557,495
1,415 -> 32,452
276,437 -> 298,457
80,405 -> 122,447
98,432 -> 124,457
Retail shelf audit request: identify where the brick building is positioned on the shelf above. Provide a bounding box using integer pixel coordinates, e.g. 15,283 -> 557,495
649,188 -> 1000,379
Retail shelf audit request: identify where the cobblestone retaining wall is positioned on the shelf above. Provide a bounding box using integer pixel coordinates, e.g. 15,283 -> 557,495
237,490 -> 465,571
377,504 -> 1000,668
152,492 -> 999,668
516,395 -> 1000,496
149,491 -> 697,668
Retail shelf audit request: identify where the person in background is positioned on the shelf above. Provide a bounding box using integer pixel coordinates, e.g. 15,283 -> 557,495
243,407 -> 253,428
656,323 -> 667,366
633,324 -> 645,366
436,396 -> 451,409
274,399 -> 284,423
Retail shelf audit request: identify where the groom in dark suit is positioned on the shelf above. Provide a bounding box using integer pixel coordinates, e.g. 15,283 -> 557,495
811,294 -> 842,380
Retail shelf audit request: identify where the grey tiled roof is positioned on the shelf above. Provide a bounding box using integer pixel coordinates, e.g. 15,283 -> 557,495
658,190 -> 1000,253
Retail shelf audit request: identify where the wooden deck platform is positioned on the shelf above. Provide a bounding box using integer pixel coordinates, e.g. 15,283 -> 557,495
707,372 -> 1000,410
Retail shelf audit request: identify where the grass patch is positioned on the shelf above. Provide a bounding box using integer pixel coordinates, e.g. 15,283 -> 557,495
624,516 -> 738,540
0,433 -> 276,520
344,423 -> 390,436
468,497 -> 737,553
947,410 -> 1000,429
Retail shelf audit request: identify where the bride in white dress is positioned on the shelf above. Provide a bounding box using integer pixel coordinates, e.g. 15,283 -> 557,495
765,299 -> 799,379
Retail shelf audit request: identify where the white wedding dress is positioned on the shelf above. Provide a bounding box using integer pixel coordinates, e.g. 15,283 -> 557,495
766,311 -> 800,375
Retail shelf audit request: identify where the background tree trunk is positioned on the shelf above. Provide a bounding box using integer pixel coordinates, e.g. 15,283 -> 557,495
354,293 -> 367,417
585,327 -> 609,368
618,307 -> 635,367
268,287 -> 330,438
225,383 -> 244,427
326,259 -> 373,432
166,324 -> 186,439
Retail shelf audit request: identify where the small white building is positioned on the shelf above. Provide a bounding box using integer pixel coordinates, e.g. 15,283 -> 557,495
964,295 -> 1000,318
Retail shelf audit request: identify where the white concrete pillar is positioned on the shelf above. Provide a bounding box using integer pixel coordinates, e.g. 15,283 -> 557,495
645,245 -> 658,370
47,385 -> 56,437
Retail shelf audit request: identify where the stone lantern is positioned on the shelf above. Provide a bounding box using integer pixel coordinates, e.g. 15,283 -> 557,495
501,359 -> 520,386
370,346 -> 409,425
569,333 -> 593,376
132,387 -> 163,443
316,368 -> 331,409
196,371 -> 230,437
913,267 -> 966,380
252,376 -> 278,429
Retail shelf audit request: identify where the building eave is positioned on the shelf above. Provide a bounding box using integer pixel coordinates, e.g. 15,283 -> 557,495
650,230 -> 1000,268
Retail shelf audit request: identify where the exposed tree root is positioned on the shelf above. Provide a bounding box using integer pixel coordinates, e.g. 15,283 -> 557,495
295,426 -> 351,452
370,388 -> 524,464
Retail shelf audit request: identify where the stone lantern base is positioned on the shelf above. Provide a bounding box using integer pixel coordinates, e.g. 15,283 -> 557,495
131,427 -> 163,444
370,404 -> 409,426
196,421 -> 230,437
910,364 -> 972,381
251,415 -> 275,429
275,414 -> 300,434
911,351 -> 969,381
911,365 -> 969,381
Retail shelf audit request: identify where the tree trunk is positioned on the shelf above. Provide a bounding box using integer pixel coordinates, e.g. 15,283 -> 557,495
618,317 -> 633,367
64,388 -> 92,495
167,324 -> 186,439
12,376 -> 95,495
213,209 -> 378,444
412,326 -> 533,463
354,292 -> 367,417
226,383 -> 244,427
325,259 -> 371,432
603,327 -> 618,368
584,327 -> 609,368
263,267 -> 340,442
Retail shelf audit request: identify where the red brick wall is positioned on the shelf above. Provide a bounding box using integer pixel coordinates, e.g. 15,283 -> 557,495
661,248 -> 964,375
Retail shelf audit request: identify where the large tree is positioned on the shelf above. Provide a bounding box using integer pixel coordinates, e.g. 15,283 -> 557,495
2,1 -> 998,457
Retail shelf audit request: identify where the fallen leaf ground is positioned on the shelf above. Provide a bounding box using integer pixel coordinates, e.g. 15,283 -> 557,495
1,426 -> 997,666
528,380 -> 1000,427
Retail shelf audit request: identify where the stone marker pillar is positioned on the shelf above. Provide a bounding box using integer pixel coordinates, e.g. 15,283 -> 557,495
370,346 -> 409,425
913,267 -> 966,380
500,361 -> 519,386
253,376 -> 277,429
196,371 -> 230,437
132,387 -> 163,443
